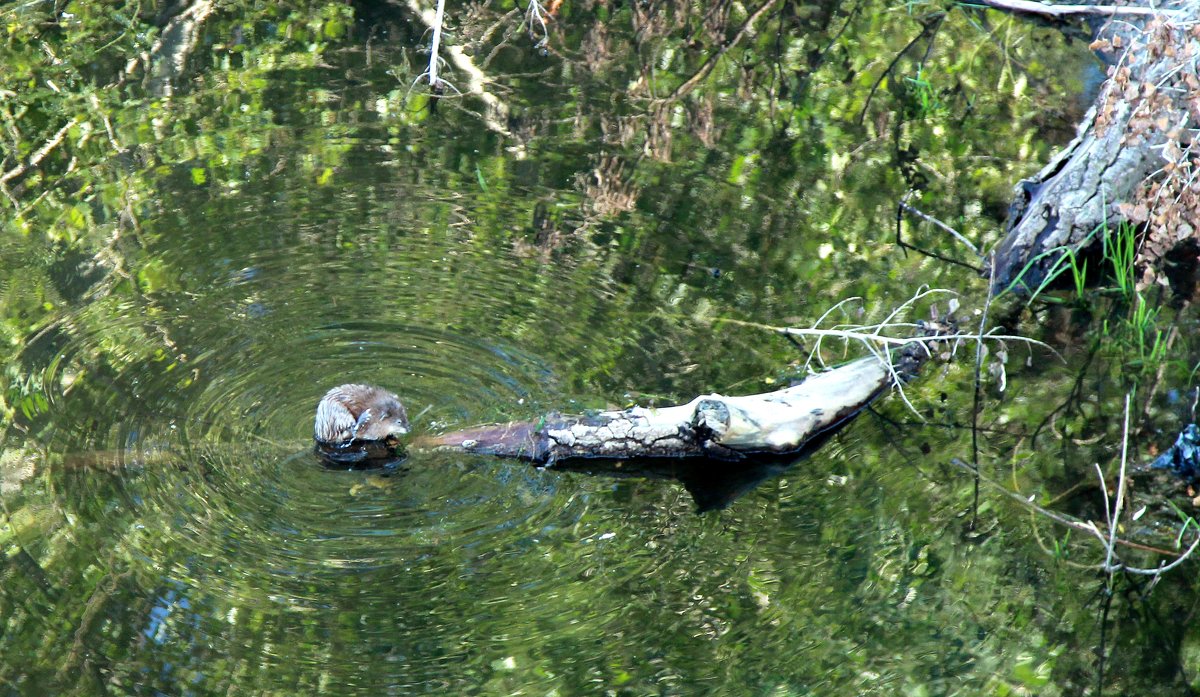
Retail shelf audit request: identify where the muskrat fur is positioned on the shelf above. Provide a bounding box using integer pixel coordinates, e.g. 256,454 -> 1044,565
314,384 -> 410,466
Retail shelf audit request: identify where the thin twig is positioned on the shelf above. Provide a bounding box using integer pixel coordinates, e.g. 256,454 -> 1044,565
869,286 -> 950,337
1097,579 -> 1112,697
856,14 -> 943,127
403,0 -> 514,137
970,257 -> 998,531
429,0 -> 446,89
522,0 -> 550,47
722,288 -> 1057,422
1104,394 -> 1132,572
948,457 -> 1186,558
1121,534 -> 1200,575
898,198 -> 982,256
1093,394 -> 1200,576
720,296 -> 1061,426
764,327 -> 1054,354
408,0 -> 462,96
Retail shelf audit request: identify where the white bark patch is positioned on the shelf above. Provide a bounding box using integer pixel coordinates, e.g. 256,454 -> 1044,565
547,429 -> 575,446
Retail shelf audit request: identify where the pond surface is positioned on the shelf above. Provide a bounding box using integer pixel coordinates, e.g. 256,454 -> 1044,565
3,2 -> 1199,695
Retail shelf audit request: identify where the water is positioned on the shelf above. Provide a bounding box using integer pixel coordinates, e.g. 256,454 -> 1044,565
3,2 -> 1198,695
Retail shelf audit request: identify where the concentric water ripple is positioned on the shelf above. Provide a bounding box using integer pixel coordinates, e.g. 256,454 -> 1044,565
13,188 -> 669,634
3,171 -> 841,694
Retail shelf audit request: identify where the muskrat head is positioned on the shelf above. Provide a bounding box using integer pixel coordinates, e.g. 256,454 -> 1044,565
314,384 -> 410,466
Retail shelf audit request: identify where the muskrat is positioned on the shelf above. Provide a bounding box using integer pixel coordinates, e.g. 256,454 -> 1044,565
314,384 -> 410,466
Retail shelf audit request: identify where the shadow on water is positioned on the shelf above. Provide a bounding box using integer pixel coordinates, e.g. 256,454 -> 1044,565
315,445 -> 812,513
547,421 -> 850,513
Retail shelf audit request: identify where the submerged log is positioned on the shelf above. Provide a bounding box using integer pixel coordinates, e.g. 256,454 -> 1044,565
406,326 -> 948,465
988,1 -> 1198,294
414,356 -> 892,463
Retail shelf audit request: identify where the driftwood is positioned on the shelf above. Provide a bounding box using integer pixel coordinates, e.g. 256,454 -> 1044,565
989,0 -> 1198,294
414,356 -> 890,463
410,328 -> 947,465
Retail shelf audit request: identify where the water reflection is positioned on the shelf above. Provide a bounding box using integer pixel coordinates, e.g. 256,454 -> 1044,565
0,1 -> 1130,694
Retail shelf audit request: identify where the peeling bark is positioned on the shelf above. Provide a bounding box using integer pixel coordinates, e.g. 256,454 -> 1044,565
989,1 -> 1198,295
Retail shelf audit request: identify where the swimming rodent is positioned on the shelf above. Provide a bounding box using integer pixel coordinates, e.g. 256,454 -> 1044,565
314,384 -> 410,466
314,382 -> 552,467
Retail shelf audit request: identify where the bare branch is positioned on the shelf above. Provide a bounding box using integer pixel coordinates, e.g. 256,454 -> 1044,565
899,197 -> 981,257
428,0 -> 447,89
404,0 -> 514,139
948,457 -> 1188,559
523,0 -> 551,48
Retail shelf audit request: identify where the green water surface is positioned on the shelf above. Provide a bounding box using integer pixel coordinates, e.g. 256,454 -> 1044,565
2,2 -> 1198,695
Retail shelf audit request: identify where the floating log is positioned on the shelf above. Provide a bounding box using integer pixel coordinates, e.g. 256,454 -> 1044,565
408,326 -> 948,465
412,356 -> 890,463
